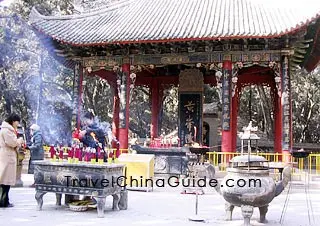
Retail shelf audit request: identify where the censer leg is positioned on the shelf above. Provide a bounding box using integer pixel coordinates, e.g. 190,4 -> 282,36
35,191 -> 46,211
112,193 -> 120,211
55,193 -> 62,206
241,205 -> 253,226
119,189 -> 128,210
97,197 -> 106,218
225,202 -> 234,221
259,205 -> 268,223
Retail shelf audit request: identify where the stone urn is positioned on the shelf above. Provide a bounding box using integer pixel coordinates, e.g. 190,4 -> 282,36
215,155 -> 291,226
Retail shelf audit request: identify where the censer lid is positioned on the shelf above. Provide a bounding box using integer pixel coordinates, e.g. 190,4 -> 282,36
230,155 -> 267,163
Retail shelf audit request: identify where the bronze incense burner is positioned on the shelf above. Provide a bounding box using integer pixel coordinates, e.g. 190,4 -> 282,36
216,155 -> 291,226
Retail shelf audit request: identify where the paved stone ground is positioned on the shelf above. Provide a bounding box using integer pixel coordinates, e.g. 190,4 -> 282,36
1,174 -> 320,226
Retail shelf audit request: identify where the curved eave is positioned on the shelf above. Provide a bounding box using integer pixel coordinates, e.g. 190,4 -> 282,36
304,53 -> 320,72
32,16 -> 320,47
306,58 -> 320,72
29,0 -> 320,47
302,20 -> 320,72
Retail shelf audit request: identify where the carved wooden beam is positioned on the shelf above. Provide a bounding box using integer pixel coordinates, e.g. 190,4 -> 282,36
81,50 -> 282,68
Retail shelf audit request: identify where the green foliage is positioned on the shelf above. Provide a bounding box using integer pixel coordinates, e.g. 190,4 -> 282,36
0,6 -> 38,123
0,5 -> 74,143
291,67 -> 320,143
129,86 -> 151,137
11,0 -> 75,19
161,86 -> 178,134
236,67 -> 320,143
82,75 -> 113,122
203,84 -> 220,104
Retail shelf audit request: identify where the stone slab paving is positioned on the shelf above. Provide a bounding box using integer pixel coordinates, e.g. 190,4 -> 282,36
0,174 -> 319,226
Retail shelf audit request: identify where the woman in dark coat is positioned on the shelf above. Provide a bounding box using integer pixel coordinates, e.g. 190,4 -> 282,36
27,124 -> 44,176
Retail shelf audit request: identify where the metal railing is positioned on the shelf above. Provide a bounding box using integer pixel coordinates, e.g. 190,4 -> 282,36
308,154 -> 320,174
207,152 -> 320,174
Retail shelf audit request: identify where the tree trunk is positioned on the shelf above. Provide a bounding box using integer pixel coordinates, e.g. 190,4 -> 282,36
257,86 -> 273,138
1,70 -> 13,115
301,97 -> 315,142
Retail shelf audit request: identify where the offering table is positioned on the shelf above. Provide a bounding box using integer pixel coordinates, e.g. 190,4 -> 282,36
33,160 -> 128,217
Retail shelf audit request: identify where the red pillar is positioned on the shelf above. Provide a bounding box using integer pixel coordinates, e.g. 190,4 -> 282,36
274,90 -> 282,154
150,78 -> 159,139
231,88 -> 239,152
221,60 -> 233,153
118,63 -> 130,153
111,80 -> 119,144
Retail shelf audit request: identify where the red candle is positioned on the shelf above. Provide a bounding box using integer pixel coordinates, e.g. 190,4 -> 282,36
50,146 -> 55,158
75,146 -> 79,159
90,148 -> 97,163
150,138 -> 154,148
79,147 -> 83,161
79,143 -> 83,161
84,148 -> 89,162
59,148 -> 63,160
69,147 -> 74,158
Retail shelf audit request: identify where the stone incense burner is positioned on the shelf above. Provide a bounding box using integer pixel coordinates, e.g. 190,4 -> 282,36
215,155 -> 291,226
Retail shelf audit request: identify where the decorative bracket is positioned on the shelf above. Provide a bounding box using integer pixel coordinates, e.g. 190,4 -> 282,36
128,65 -> 140,102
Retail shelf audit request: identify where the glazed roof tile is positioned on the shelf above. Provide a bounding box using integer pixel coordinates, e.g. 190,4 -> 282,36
29,0 -> 320,46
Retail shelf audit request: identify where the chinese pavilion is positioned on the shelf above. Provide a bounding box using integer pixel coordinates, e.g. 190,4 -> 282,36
29,0 -> 320,157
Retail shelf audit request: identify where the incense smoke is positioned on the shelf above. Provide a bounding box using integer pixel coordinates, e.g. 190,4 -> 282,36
2,13 -> 113,146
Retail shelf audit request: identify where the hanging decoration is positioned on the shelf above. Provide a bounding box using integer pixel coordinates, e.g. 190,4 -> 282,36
113,64 -> 138,105
210,63 -> 223,103
129,65 -> 140,102
231,62 -> 242,97
270,61 -> 281,97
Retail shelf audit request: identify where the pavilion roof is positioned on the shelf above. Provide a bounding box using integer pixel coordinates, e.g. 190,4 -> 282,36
29,0 -> 320,46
